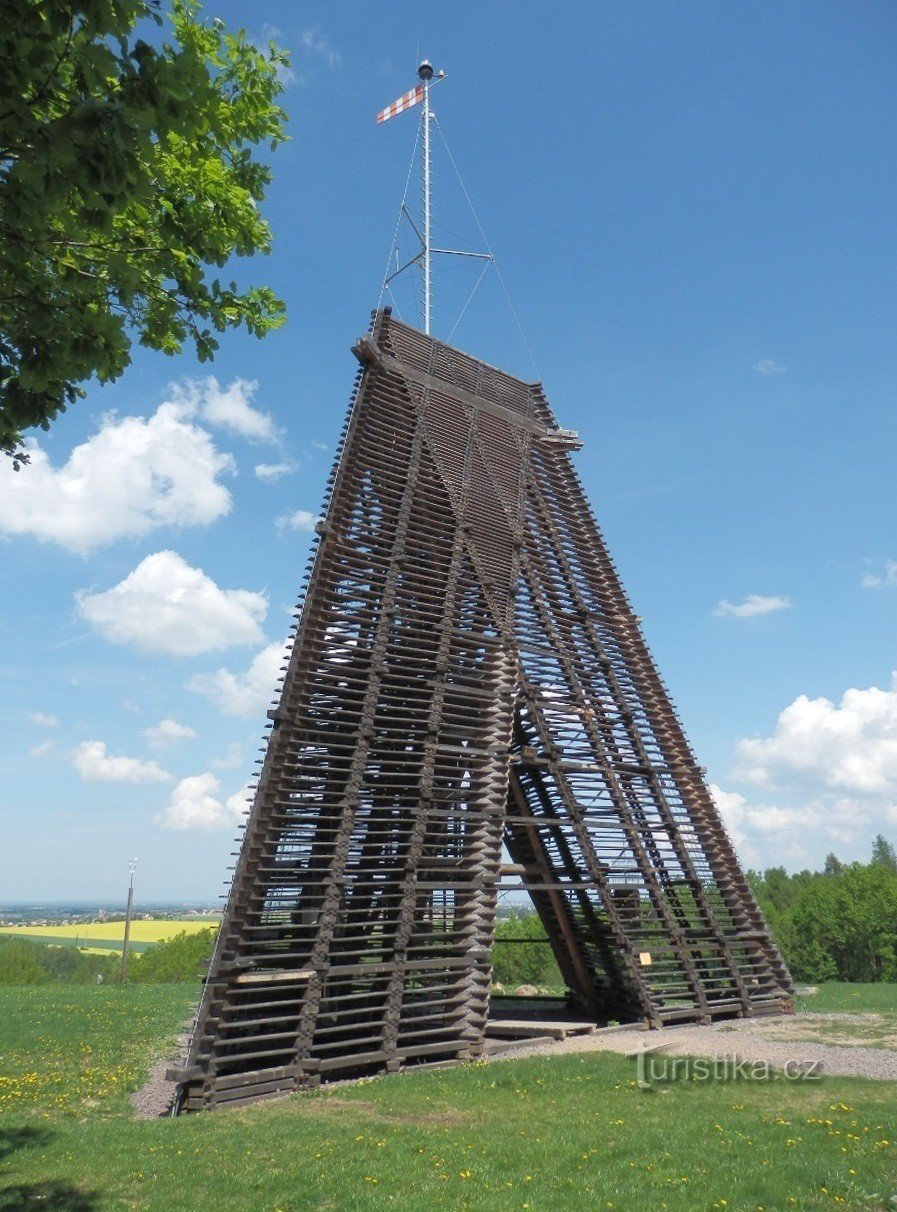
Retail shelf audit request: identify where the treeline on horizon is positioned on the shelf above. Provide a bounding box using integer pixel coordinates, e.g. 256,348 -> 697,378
1,839 -> 895,988
748,834 -> 897,983
0,928 -> 216,986
489,836 -> 897,990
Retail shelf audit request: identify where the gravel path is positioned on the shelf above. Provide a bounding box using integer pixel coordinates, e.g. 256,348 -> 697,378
130,1031 -> 190,1119
130,1013 -> 896,1114
497,1013 -> 897,1081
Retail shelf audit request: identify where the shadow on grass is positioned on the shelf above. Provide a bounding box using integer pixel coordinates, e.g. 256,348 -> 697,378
0,1127 -> 56,1161
0,1182 -> 98,1210
0,1128 -> 99,1210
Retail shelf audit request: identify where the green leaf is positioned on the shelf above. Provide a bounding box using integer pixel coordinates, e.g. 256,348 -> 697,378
0,0 -> 288,454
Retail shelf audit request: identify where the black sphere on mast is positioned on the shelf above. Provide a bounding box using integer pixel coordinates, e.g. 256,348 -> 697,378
417,60 -> 434,81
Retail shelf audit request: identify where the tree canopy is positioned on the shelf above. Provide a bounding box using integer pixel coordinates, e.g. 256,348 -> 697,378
0,0 -> 288,460
749,836 -> 897,982
871,833 -> 897,873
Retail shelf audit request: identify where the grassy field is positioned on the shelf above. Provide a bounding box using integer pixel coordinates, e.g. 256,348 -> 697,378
0,933 -> 155,955
796,984 -> 897,1016
0,986 -> 194,1116
784,985 -> 897,1051
0,984 -> 895,1210
0,918 -> 219,956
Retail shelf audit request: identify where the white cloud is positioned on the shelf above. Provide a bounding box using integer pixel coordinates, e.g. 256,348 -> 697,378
210,742 -> 244,770
142,718 -> 198,750
275,509 -> 318,533
29,712 -> 59,728
77,551 -> 268,657
254,461 -> 297,482
714,594 -> 792,619
154,772 -> 251,830
711,673 -> 897,868
311,440 -> 328,451
299,27 -> 341,67
753,358 -> 786,375
0,396 -> 235,554
30,740 -> 55,758
72,740 -> 172,784
862,559 -> 897,589
711,782 -> 897,871
710,783 -> 821,868
187,639 -> 288,717
183,377 -> 278,443
227,783 -> 255,818
734,674 -> 897,796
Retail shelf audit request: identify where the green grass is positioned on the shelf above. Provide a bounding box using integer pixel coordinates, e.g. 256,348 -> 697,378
0,933 -> 153,954
785,984 -> 897,1050
0,986 -> 195,1117
1,987 -> 896,1211
796,983 -> 897,1016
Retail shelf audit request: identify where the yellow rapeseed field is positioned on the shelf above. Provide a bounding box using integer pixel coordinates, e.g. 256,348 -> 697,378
0,917 -> 219,946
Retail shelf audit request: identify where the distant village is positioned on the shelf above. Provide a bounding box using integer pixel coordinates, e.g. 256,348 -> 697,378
0,905 -> 222,928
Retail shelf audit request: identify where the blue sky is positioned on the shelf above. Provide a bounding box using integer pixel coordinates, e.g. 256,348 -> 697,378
2,2 -> 896,901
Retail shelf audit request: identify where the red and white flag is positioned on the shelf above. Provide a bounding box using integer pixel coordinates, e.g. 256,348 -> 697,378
376,84 -> 424,124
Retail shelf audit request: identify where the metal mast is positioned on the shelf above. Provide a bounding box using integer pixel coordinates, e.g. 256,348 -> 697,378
378,60 -> 493,338
420,60 -> 433,334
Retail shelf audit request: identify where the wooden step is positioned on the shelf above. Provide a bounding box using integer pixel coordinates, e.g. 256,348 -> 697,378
487,1019 -> 596,1041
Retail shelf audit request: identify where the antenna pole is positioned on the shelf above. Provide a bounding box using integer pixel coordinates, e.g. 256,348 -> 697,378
419,62 -> 433,334
381,62 -> 492,338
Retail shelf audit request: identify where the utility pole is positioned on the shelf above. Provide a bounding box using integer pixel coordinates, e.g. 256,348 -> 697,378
119,858 -> 137,984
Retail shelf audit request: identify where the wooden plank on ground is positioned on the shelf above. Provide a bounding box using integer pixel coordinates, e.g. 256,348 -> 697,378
487,1019 -> 596,1040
